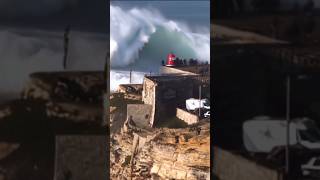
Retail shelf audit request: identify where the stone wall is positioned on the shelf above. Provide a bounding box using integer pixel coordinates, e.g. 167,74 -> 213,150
127,104 -> 152,128
154,77 -> 194,126
214,147 -> 284,180
142,75 -> 201,127
176,108 -> 199,125
160,66 -> 197,75
142,78 -> 155,105
142,78 -> 157,126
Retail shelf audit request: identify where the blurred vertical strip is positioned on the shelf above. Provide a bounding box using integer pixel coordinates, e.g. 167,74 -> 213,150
105,1 -> 110,180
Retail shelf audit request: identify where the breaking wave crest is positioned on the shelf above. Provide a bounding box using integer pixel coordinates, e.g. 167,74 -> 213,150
110,5 -> 209,91
110,5 -> 209,68
0,27 -> 107,99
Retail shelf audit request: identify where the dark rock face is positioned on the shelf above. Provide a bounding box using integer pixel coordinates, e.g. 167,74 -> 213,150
0,106 -> 12,120
54,136 -> 106,180
45,101 -> 102,125
0,143 -> 19,160
22,72 -> 105,103
21,72 -> 105,128
0,71 -> 107,180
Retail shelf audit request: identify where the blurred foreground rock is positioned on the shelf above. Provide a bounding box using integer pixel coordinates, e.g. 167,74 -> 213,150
21,71 -> 105,128
22,72 -> 104,103
0,143 -> 19,160
54,135 -> 106,180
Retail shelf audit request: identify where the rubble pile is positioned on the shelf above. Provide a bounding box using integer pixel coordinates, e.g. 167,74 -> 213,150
21,72 -> 104,126
110,118 -> 210,180
22,72 -> 104,103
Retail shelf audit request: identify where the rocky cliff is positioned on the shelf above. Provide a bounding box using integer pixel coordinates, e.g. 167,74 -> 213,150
22,71 -> 104,103
0,71 -> 107,180
21,72 -> 105,126
110,118 -> 210,180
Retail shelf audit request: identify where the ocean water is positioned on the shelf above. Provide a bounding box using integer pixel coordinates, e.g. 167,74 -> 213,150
0,28 -> 107,102
110,1 -> 210,91
0,1 -> 210,99
0,1 -> 108,102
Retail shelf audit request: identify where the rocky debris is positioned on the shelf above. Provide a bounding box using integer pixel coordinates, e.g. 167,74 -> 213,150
0,71 -> 107,180
110,106 -> 117,114
21,78 -> 51,101
22,72 -> 104,103
124,94 -> 142,101
118,84 -> 143,95
0,143 -> 19,160
20,71 -> 106,130
111,118 -> 210,179
120,116 -> 150,135
110,105 -> 126,134
45,101 -> 102,124
0,106 -> 12,120
118,84 -> 143,101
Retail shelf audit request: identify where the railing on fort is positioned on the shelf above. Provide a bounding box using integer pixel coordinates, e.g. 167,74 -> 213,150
194,75 -> 210,84
266,46 -> 320,72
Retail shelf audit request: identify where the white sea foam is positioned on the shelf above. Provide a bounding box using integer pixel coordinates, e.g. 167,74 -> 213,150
110,5 -> 209,91
0,27 -> 107,97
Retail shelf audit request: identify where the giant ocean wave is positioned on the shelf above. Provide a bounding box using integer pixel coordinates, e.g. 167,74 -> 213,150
0,28 -> 107,100
110,5 -> 210,91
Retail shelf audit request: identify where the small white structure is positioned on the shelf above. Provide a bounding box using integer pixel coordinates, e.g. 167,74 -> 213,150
185,98 -> 210,111
243,116 -> 320,153
301,157 -> 320,177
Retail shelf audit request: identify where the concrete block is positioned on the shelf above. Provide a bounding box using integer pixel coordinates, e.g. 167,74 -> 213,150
176,108 -> 199,125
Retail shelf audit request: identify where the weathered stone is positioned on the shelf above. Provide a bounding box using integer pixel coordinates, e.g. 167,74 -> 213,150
0,106 -> 12,120
127,104 -> 152,128
142,75 -> 206,127
118,84 -> 143,95
176,108 -> 199,125
0,143 -> 19,160
111,120 -> 210,179
160,66 -> 198,75
54,135 -> 106,180
22,72 -> 104,103
46,101 -> 102,124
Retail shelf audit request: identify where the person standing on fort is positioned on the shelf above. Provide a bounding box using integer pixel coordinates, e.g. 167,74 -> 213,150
63,25 -> 71,69
183,59 -> 187,66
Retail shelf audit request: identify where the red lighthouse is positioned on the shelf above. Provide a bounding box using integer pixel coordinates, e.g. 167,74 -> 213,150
165,53 -> 176,67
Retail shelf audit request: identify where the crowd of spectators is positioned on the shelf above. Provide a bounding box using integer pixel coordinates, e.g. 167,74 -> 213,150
161,58 -> 209,66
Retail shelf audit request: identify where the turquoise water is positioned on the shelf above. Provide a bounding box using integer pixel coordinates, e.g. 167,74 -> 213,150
110,1 -> 210,30
110,1 -> 210,90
